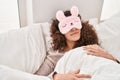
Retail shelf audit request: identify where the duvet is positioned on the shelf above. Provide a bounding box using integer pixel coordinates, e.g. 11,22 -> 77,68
54,47 -> 120,80
0,65 -> 50,80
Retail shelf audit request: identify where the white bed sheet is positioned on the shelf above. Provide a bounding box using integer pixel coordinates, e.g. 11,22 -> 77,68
0,65 -> 50,80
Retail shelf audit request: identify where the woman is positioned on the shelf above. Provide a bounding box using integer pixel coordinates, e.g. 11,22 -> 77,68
35,6 -> 119,80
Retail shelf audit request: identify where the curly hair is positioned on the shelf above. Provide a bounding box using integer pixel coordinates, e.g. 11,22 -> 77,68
50,11 -> 98,52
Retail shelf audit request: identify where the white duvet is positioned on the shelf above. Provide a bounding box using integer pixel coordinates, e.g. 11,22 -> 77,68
54,47 -> 120,80
0,65 -> 50,80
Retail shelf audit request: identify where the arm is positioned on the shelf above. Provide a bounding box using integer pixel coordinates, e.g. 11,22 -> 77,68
83,44 -> 120,63
35,50 -> 63,76
35,57 -> 55,76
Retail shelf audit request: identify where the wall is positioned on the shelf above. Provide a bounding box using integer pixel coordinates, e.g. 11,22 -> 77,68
18,0 -> 27,27
18,0 -> 104,27
101,0 -> 120,20
32,0 -> 104,23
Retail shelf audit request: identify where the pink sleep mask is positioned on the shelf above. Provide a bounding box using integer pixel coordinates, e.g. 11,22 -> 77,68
56,6 -> 82,34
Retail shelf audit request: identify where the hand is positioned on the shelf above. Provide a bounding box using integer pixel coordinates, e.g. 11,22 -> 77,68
83,44 -> 117,62
53,69 -> 91,80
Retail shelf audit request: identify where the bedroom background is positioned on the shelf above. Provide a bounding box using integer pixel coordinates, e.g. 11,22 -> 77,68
1,0 -> 120,32
0,0 -> 120,80
18,0 -> 103,27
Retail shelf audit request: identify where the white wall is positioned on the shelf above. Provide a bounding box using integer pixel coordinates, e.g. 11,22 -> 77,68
0,0 -> 20,33
18,0 -> 104,27
32,0 -> 104,23
18,0 -> 34,27
101,0 -> 120,20
18,0 -> 27,27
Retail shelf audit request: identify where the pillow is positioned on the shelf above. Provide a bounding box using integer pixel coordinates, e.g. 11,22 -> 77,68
40,22 -> 52,51
0,24 -> 46,73
95,12 -> 120,61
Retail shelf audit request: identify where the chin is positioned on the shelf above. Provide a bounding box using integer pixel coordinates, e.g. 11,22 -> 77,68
71,36 -> 80,41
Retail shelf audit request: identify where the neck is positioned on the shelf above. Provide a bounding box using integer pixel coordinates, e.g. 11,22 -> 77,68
65,40 -> 75,51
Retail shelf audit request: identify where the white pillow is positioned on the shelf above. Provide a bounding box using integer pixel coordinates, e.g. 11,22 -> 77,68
40,22 -> 52,51
95,12 -> 120,61
0,24 -> 46,73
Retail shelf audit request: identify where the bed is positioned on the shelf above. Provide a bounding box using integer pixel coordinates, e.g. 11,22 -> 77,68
0,5 -> 120,80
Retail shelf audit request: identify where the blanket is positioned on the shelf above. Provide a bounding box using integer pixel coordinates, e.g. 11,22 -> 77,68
54,47 -> 120,80
0,65 -> 50,80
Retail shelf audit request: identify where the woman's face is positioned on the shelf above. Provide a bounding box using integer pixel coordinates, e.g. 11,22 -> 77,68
64,28 -> 81,42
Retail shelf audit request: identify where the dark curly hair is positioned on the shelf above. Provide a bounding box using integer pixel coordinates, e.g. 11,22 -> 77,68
50,10 -> 98,52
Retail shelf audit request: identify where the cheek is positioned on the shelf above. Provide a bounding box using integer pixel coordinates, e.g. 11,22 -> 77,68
65,34 -> 71,40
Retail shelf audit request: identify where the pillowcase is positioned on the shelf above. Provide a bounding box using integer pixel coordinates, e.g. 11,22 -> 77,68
0,24 -> 46,73
95,12 -> 120,61
40,22 -> 52,51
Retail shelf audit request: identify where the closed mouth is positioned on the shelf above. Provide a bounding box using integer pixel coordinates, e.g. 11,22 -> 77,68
70,32 -> 79,36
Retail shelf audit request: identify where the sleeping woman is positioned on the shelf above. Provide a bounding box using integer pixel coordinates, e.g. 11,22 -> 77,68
35,6 -> 120,80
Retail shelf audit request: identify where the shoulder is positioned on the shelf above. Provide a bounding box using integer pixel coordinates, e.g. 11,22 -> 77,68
47,48 -> 64,58
48,48 -> 62,54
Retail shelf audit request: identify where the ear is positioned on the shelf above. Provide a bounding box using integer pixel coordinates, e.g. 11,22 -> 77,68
71,6 -> 79,16
56,10 -> 66,22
